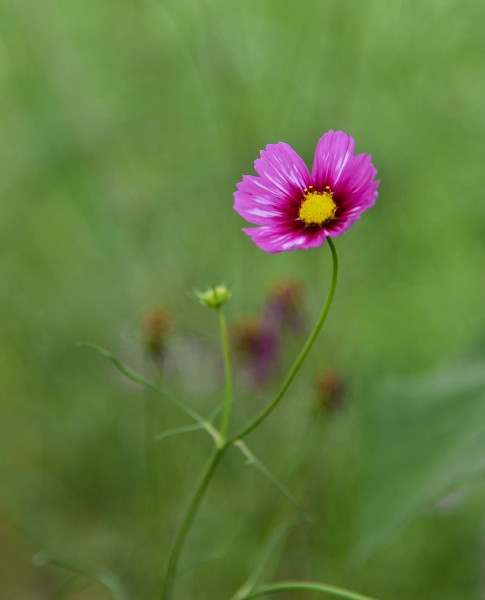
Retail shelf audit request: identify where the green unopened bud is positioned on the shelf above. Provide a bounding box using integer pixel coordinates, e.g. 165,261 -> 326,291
195,284 -> 231,308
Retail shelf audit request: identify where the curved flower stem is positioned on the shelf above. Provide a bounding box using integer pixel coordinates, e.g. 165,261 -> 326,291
237,580 -> 379,600
161,448 -> 223,600
227,238 -> 339,444
218,307 -> 233,444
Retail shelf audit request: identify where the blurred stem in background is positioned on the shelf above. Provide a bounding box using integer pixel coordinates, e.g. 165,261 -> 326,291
232,413 -> 330,600
144,354 -> 163,600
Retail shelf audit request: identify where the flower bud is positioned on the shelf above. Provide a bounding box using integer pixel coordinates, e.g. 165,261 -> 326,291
141,307 -> 172,358
195,285 -> 231,308
315,368 -> 346,413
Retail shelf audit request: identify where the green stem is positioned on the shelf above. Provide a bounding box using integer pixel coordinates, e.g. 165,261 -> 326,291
160,240 -> 339,599
161,448 -> 223,600
228,238 -> 339,444
218,307 -> 233,443
237,580 -> 379,600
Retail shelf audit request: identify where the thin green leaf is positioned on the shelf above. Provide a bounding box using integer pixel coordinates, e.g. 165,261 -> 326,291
154,423 -> 204,442
208,401 -> 224,423
79,342 -> 220,443
232,522 -> 295,600
354,362 -> 485,564
237,580 -> 379,600
233,440 -> 298,506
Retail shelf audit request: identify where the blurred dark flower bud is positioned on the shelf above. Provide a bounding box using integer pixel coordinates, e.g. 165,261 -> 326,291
232,317 -> 279,389
141,307 -> 172,358
315,368 -> 346,413
263,276 -> 306,334
195,285 -> 231,309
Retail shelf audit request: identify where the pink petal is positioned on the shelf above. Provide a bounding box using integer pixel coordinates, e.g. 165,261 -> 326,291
334,154 -> 378,211
242,223 -> 327,253
311,131 -> 379,233
234,176 -> 293,225
234,141 -> 310,226
312,130 -> 355,191
255,142 -> 311,198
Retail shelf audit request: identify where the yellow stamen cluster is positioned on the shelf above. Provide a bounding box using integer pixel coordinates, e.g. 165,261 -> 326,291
298,185 -> 336,226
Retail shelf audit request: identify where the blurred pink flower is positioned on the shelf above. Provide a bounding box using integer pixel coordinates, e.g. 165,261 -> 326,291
231,317 -> 279,389
234,130 -> 379,252
263,277 -> 306,335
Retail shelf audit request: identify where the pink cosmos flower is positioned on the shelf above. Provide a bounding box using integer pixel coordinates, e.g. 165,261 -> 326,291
234,130 -> 379,252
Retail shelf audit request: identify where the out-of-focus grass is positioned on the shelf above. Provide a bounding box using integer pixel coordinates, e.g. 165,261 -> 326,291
2,0 -> 485,598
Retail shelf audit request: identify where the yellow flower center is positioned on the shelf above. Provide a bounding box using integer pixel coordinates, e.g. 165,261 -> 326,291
298,186 -> 336,226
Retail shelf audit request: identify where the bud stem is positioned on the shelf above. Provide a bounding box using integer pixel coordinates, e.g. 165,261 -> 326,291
218,307 -> 233,443
160,239 -> 339,600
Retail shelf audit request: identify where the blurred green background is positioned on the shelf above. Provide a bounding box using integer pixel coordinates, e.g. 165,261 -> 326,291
2,0 -> 485,598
